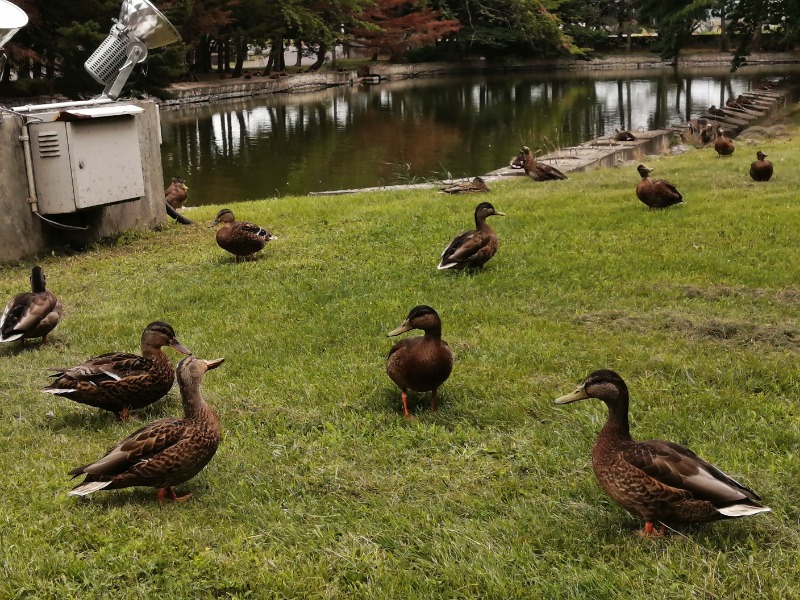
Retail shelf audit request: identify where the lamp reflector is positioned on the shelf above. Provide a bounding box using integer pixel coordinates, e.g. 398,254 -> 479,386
0,0 -> 28,49
119,0 -> 180,49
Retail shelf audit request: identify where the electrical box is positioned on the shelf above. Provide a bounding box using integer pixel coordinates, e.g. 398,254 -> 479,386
28,105 -> 145,215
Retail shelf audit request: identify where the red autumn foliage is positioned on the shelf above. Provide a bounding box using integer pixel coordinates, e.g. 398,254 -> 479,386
352,0 -> 461,59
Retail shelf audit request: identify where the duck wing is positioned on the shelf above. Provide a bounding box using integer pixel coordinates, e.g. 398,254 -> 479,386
235,221 -> 273,240
439,230 -> 488,267
653,179 -> 682,200
48,352 -> 154,385
0,291 -> 60,341
620,439 -> 761,504
70,418 -> 188,477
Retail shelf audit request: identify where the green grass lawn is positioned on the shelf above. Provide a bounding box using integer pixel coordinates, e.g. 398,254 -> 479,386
1,111 -> 799,598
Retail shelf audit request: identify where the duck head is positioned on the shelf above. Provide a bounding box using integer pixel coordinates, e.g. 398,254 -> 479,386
210,208 -> 235,227
387,305 -> 442,337
636,164 -> 654,178
142,321 -> 192,355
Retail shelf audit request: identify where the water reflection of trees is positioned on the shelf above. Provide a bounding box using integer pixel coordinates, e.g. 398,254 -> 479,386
160,65 -> 800,202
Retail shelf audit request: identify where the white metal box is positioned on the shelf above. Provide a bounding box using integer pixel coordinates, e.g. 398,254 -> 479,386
29,107 -> 145,215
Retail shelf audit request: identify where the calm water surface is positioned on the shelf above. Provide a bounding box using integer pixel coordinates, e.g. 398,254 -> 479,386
160,64 -> 800,204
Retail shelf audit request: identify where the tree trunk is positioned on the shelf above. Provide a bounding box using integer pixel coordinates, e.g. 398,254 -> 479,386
309,42 -> 327,71
268,35 -> 284,73
198,35 -> 212,73
232,38 -> 246,77
216,40 -> 225,73
295,41 -> 303,67
719,9 -> 729,52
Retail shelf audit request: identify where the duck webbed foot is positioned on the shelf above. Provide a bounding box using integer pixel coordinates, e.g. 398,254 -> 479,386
639,521 -> 666,537
158,487 -> 193,502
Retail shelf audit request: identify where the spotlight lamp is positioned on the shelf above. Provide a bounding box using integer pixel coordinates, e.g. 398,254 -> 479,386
0,0 -> 28,75
84,0 -> 181,100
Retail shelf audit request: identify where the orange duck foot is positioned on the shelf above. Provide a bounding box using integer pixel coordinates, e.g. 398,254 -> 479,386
639,521 -> 666,537
158,487 -> 193,502
401,391 -> 411,418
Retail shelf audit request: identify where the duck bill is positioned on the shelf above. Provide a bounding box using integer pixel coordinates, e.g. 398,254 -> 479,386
204,357 -> 225,370
554,385 -> 589,405
170,339 -> 193,355
181,184 -> 189,191
494,211 -> 507,217
387,321 -> 413,337
208,220 -> 220,227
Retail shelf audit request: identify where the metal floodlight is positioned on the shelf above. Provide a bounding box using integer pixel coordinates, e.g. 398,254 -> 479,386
0,0 -> 28,75
84,0 -> 181,100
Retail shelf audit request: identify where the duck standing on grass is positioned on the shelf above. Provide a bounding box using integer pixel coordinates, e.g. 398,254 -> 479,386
555,369 -> 770,536
68,356 -> 224,502
0,266 -> 62,345
438,202 -> 506,270
749,151 -> 773,182
42,321 -> 192,421
635,164 -> 684,209
714,127 -> 735,157
386,306 -> 453,418
210,208 -> 277,262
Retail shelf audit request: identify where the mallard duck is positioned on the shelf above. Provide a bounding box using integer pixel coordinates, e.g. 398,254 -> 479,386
42,321 -> 191,421
438,202 -> 506,270
386,306 -> 453,417
725,98 -> 745,111
714,127 -> 735,157
165,176 -> 189,210
210,208 -> 277,262
749,151 -> 773,182
635,164 -> 683,209
509,151 -> 525,169
0,266 -> 62,345
708,105 -> 726,117
700,123 -> 715,145
555,369 -> 770,536
439,176 -> 490,194
521,146 -> 568,181
68,355 -> 224,502
615,129 -> 636,142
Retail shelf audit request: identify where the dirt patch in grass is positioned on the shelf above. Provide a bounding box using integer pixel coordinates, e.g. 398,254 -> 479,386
678,284 -> 800,304
575,310 -> 800,349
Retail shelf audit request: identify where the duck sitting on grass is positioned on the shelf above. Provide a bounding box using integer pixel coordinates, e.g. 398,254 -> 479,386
386,306 -> 453,418
635,164 -> 684,209
0,266 -> 62,346
555,369 -> 770,536
68,355 -> 224,502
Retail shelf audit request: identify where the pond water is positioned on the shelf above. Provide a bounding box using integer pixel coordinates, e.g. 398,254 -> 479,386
159,64 -> 800,204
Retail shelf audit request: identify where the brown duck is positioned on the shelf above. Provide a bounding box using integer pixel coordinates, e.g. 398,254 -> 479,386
615,129 -> 636,141
438,202 -> 506,270
165,176 -> 189,210
714,127 -> 735,157
635,164 -> 683,209
0,266 -> 62,345
439,176 -> 490,194
555,369 -> 770,536
68,355 -> 224,502
521,146 -> 568,181
210,208 -> 277,262
386,306 -> 453,417
749,151 -> 773,182
42,321 -> 191,421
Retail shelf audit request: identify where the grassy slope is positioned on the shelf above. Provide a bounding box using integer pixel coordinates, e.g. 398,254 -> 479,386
1,112 -> 799,598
